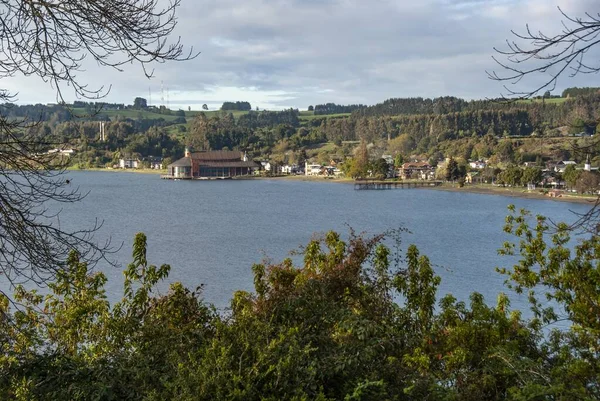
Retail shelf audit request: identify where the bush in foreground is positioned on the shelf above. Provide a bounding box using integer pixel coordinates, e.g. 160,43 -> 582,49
0,211 -> 598,400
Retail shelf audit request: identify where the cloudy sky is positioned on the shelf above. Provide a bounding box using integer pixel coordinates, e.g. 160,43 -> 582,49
4,0 -> 600,110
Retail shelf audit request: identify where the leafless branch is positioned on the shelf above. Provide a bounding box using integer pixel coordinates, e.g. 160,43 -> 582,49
0,0 -> 195,289
0,0 -> 197,101
488,7 -> 600,100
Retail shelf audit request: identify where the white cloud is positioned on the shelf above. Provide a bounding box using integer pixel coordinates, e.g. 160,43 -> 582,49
3,0 -> 600,109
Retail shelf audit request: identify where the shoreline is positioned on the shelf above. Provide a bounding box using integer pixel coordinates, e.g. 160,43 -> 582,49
419,184 -> 598,205
272,176 -> 598,204
66,167 -> 163,175
65,168 -> 598,205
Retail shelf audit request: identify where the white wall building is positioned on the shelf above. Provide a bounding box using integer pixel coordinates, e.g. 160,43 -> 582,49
305,162 -> 323,176
119,158 -> 139,169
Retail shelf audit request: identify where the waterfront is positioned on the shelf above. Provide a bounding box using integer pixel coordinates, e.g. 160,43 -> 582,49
43,171 -> 593,310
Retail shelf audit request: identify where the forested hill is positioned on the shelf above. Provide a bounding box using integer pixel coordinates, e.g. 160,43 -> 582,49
340,93 -> 600,138
352,96 -> 473,117
316,93 -> 600,155
351,95 -> 572,118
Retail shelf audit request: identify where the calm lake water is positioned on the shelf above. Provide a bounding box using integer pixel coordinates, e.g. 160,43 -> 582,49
38,171 -> 593,310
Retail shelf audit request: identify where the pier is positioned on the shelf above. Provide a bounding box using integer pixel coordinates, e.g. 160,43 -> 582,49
354,180 -> 443,190
160,175 -> 232,180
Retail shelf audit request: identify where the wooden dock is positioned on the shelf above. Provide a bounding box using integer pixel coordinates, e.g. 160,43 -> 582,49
354,180 -> 443,190
160,175 -> 232,180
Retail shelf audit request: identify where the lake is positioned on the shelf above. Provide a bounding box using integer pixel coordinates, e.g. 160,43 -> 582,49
37,171 -> 594,311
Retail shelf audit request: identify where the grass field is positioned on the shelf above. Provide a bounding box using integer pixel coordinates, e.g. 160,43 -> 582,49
188,110 -> 250,118
298,111 -> 351,120
515,97 -> 569,104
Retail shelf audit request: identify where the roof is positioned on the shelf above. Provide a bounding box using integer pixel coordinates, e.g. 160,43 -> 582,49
191,150 -> 243,161
167,157 -> 192,168
199,160 -> 259,168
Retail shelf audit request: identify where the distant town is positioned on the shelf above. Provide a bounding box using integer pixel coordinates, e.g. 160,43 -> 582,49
15,86 -> 600,197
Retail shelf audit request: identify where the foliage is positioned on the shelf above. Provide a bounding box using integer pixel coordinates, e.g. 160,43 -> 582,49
497,165 -> 523,187
221,101 -> 252,111
349,139 -> 369,178
576,171 -> 600,194
563,164 -> 582,190
2,217 -> 600,399
394,153 -> 404,167
370,158 -> 389,179
313,103 -> 366,115
0,233 -> 215,400
133,97 -> 148,109
563,87 -> 600,98
445,157 -> 464,182
498,206 -> 600,397
521,167 -> 542,186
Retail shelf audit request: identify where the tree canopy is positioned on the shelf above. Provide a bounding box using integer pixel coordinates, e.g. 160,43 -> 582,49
221,101 -> 252,111
1,210 -> 599,399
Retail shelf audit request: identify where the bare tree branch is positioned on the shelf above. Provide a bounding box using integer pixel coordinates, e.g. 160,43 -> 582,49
488,7 -> 600,100
0,0 -> 195,290
0,0 -> 198,101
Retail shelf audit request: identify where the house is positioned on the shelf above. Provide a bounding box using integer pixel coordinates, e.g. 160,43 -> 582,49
165,149 -> 259,179
47,148 -> 75,157
281,164 -> 301,175
260,161 -> 272,172
469,160 -> 487,169
305,162 -> 323,176
399,162 -> 435,180
543,174 -> 565,189
119,158 -> 139,169
552,160 -> 576,173
147,156 -> 163,170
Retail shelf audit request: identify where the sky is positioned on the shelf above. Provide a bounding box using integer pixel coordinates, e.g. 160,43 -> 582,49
4,0 -> 600,110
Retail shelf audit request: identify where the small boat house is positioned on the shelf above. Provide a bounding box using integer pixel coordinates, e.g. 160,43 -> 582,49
164,149 -> 259,179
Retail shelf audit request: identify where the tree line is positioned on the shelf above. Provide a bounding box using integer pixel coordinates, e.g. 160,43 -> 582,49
562,87 -> 600,98
221,101 -> 252,111
351,92 -> 600,126
312,102 -> 367,115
